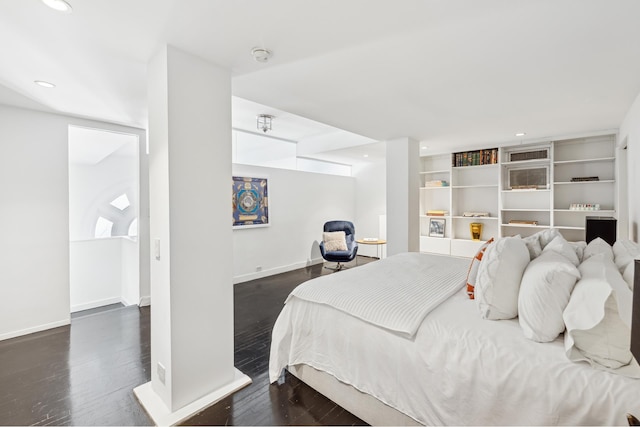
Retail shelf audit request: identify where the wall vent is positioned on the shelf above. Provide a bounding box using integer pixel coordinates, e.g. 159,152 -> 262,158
509,149 -> 549,162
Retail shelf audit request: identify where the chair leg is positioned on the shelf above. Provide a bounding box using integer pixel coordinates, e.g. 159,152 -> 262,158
323,262 -> 344,271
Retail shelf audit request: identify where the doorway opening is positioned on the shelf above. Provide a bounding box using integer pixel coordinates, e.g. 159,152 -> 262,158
68,125 -> 140,313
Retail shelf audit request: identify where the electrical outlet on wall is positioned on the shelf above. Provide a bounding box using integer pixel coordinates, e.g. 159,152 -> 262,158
256,266 -> 262,272
157,362 -> 166,384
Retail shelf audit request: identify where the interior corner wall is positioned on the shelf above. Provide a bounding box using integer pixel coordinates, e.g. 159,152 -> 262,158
353,158 -> 387,258
0,104 -> 148,341
619,89 -> 640,242
232,164 -> 356,283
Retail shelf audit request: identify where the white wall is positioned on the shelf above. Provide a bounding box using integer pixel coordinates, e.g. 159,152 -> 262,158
69,238 -> 139,312
232,164 -> 356,282
0,104 -> 148,341
353,156 -> 387,258
619,90 -> 640,242
69,145 -> 138,241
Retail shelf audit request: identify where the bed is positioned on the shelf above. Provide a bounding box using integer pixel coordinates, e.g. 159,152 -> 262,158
269,251 -> 640,426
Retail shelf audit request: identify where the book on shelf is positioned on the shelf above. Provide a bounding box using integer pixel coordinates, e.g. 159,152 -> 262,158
508,220 -> 538,225
427,210 -> 449,216
424,180 -> 449,187
570,176 -> 599,182
462,212 -> 490,217
452,148 -> 499,167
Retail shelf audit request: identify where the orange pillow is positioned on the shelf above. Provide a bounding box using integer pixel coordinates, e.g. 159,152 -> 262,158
466,238 -> 494,299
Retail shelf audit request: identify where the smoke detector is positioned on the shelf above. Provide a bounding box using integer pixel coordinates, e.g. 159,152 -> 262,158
251,47 -> 272,63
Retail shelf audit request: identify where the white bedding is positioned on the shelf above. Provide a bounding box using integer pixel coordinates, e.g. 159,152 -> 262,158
271,285 -> 640,425
288,252 -> 469,337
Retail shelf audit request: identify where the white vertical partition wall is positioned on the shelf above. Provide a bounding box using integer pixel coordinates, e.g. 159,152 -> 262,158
386,137 -> 419,256
134,45 -> 250,425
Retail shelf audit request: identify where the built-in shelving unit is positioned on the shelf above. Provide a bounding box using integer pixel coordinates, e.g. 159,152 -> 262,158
419,133 -> 617,256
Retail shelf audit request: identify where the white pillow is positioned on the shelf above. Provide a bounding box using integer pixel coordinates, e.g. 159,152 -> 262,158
542,235 -> 580,267
475,236 -> 530,320
582,237 -> 614,262
568,241 -> 587,264
613,239 -> 640,273
563,253 -> 640,377
518,251 -> 580,342
522,234 -> 543,260
623,261 -> 635,290
323,231 -> 347,251
537,228 -> 562,249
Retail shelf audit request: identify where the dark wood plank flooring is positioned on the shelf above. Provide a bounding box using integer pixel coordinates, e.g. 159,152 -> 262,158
0,257 -> 373,426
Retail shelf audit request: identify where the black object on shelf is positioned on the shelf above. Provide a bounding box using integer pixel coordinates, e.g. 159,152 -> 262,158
585,216 -> 616,245
632,260 -> 640,364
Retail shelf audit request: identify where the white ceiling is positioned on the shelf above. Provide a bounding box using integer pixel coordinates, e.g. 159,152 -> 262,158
1,0 -> 640,158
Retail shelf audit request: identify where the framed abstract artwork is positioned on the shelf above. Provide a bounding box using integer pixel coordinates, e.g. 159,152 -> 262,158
232,176 -> 269,229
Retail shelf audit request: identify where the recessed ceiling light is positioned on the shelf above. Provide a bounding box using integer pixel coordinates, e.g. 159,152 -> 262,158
34,80 -> 56,88
515,132 -> 526,137
251,47 -> 272,63
421,146 -> 428,149
363,154 -> 369,158
41,0 -> 73,13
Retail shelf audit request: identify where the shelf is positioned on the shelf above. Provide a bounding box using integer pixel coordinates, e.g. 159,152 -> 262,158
420,186 -> 451,190
452,163 -> 498,170
420,215 -> 451,219
501,208 -> 550,212
501,158 -> 550,167
554,209 -> 615,213
420,169 -> 450,174
451,216 -> 498,220
501,224 -> 550,229
451,184 -> 498,189
554,226 -> 586,230
553,180 -> 614,185
501,189 -> 550,193
554,157 -> 615,165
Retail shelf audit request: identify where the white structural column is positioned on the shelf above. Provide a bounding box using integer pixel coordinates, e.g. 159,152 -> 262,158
134,45 -> 250,425
386,137 -> 419,256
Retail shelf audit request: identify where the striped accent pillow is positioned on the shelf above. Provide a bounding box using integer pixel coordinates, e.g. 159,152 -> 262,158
466,238 -> 494,299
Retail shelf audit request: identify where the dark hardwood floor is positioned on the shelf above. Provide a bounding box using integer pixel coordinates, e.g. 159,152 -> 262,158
0,257 -> 373,426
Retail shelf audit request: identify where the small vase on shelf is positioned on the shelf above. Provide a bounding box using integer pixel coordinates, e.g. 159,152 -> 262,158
470,222 -> 483,241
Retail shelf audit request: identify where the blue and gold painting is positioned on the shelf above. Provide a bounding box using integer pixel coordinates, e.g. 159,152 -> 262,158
232,176 -> 269,228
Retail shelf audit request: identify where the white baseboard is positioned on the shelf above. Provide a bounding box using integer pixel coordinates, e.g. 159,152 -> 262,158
139,296 -> 151,307
134,368 -> 251,426
233,258 -> 324,284
71,297 -> 122,313
0,318 -> 70,342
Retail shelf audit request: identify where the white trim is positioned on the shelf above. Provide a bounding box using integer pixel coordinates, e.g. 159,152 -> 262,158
0,319 -> 70,342
120,295 -> 137,307
71,297 -> 122,313
133,368 -> 251,426
233,258 -> 324,284
139,296 -> 151,307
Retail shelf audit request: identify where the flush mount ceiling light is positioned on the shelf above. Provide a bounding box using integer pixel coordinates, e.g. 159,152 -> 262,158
251,47 -> 272,63
34,80 -> 56,88
41,0 -> 73,13
515,132 -> 526,137
257,114 -> 274,133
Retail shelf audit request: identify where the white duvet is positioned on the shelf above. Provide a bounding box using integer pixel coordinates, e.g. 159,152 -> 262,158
288,252 -> 469,337
270,277 -> 640,425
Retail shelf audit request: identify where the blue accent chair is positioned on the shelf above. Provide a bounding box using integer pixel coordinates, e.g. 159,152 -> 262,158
320,220 -> 358,270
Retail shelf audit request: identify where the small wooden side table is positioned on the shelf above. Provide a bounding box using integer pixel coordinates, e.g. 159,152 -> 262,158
356,239 -> 387,259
